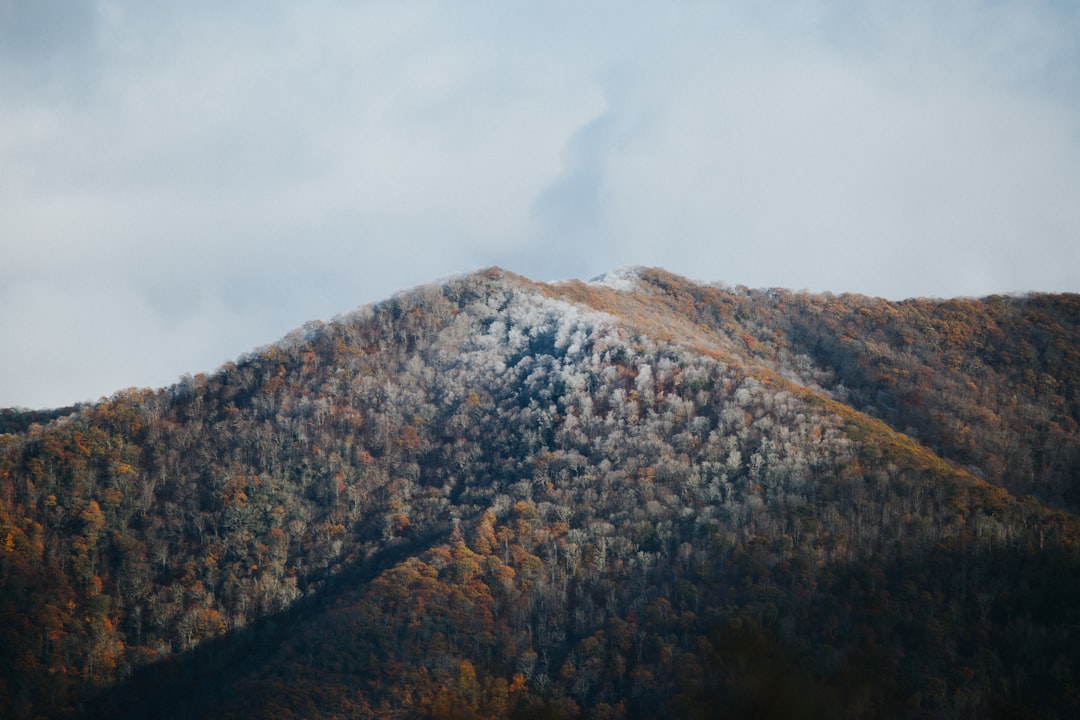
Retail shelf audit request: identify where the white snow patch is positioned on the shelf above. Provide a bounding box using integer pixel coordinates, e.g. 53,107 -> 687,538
587,266 -> 642,292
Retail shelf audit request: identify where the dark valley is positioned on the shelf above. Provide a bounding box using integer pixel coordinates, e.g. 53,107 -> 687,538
1,267 -> 1078,718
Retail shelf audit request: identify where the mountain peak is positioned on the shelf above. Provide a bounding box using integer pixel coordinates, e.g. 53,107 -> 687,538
585,266 -> 644,291
2,268 -> 1078,720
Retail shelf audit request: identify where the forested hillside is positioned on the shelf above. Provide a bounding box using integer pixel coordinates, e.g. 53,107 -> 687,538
1,267 -> 1078,719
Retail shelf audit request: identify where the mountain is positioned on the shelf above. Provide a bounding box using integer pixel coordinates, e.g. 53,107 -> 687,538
1,267 -> 1078,719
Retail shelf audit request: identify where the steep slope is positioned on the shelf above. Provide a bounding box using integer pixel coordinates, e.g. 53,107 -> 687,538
1,268 -> 1078,719
551,268 -> 1080,507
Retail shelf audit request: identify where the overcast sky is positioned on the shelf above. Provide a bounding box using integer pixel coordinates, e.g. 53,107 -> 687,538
2,0 -> 1079,409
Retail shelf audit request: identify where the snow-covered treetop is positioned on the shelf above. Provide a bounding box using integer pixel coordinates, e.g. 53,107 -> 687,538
585,267 -> 643,292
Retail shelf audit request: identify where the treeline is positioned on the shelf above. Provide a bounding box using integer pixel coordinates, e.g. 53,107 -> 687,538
0,406 -> 81,435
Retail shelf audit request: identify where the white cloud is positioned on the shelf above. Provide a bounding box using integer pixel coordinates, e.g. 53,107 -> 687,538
0,279 -> 254,408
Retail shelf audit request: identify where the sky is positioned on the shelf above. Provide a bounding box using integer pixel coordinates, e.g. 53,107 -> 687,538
2,0 -> 1079,409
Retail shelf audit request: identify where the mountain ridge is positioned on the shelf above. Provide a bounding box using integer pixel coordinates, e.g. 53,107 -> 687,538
2,267 -> 1078,718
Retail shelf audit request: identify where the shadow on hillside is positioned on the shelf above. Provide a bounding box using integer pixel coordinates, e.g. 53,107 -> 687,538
86,536 -> 1080,720
82,525 -> 453,720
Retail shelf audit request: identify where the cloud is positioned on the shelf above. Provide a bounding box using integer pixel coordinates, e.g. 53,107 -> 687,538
0,279 -> 252,408
523,0 -> 1080,296
1,1 -> 1079,406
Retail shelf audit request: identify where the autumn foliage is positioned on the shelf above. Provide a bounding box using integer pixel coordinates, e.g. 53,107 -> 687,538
0,268 -> 1078,719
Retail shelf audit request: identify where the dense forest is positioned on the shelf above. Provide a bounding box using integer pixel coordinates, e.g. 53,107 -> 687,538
1,267 -> 1078,719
